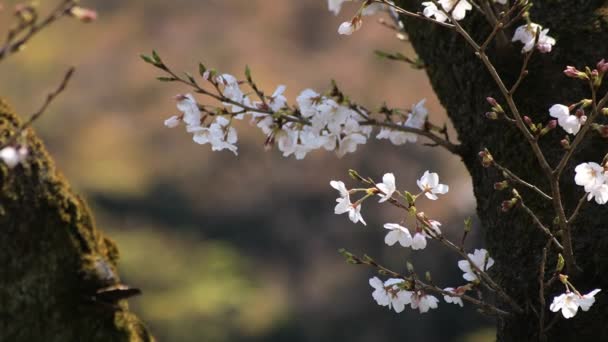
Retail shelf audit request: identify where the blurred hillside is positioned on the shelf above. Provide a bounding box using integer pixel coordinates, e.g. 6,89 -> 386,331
0,1 -> 492,341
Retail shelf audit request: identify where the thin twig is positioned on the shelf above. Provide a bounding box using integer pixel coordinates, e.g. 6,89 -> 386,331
567,192 -> 588,224
519,202 -> 563,251
0,67 -> 75,149
493,159 -> 552,200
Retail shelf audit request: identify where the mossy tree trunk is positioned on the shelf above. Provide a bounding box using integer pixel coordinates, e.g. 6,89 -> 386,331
0,99 -> 153,341
395,0 -> 608,340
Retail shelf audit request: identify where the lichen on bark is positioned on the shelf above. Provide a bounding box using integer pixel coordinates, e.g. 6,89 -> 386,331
0,98 -> 153,341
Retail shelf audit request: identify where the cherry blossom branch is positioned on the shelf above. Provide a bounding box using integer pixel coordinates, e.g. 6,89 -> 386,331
567,192 -> 588,224
360,119 -> 461,155
0,67 -> 75,150
376,0 -> 455,29
518,200 -> 563,251
341,250 -> 510,316
491,158 -> 553,201
0,0 -> 78,62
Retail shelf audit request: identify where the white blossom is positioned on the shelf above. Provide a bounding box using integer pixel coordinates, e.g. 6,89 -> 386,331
0,146 -> 27,169
411,232 -> 427,250
422,1 -> 471,22
438,0 -> 472,21
443,287 -> 464,307
512,23 -> 556,53
330,180 -> 366,225
549,104 -> 585,135
164,115 -> 181,128
328,0 -> 348,15
421,2 -> 448,23
384,278 -> 413,313
417,171 -> 449,200
376,173 -> 396,202
338,18 -> 362,35
269,85 -> 287,112
297,89 -> 321,118
383,223 -> 413,247
176,94 -> 201,127
458,249 -> 494,282
550,289 -> 601,319
406,99 -> 428,130
369,277 -> 391,307
575,162 -> 605,192
410,291 -> 439,313
189,116 -> 238,154
587,184 -> 608,205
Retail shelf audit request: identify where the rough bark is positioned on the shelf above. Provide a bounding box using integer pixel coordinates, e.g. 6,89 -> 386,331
394,0 -> 608,340
0,99 -> 153,341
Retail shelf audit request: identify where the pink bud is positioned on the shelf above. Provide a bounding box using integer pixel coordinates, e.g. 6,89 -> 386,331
70,7 -> 97,22
598,59 -> 608,73
486,97 -> 498,107
564,66 -> 580,78
523,116 -> 532,126
547,120 -> 557,129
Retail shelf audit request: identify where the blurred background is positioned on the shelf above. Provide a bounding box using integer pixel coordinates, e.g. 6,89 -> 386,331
1,1 -> 493,341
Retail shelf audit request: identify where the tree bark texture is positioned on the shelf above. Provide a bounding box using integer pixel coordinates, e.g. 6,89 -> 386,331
0,99 -> 153,341
396,0 -> 608,340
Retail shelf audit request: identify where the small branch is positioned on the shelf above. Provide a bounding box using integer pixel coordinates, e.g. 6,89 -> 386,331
509,50 -> 534,95
538,241 -> 550,342
0,0 -> 78,62
519,201 -> 563,251
347,252 -> 511,316
378,0 -> 455,29
361,120 -> 462,155
0,67 -> 75,149
567,192 -> 588,224
492,159 -> 553,201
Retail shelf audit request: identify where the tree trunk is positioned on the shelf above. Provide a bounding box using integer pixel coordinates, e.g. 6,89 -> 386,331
395,0 -> 608,340
0,99 -> 153,341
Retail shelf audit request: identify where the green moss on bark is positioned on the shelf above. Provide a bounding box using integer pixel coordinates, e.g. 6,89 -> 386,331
0,98 -> 153,341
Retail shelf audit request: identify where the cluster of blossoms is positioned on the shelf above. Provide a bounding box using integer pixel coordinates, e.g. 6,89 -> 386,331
331,170 -> 447,226
574,162 -> 608,204
0,145 -> 28,169
332,171 -> 502,314
164,71 -> 431,159
329,0 -> 557,54
369,277 -> 440,313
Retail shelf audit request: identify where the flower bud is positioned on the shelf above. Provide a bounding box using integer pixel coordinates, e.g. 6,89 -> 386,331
501,198 -> 518,212
478,150 -> 494,168
485,111 -> 498,120
494,180 -> 509,191
486,97 -> 498,107
560,138 -> 571,149
540,120 -> 557,136
564,66 -> 588,80
598,59 -> 608,73
69,7 -> 97,22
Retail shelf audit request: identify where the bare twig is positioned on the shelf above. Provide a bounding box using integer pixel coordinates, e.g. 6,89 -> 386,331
0,67 -> 75,149
0,0 -> 78,62
519,201 -> 563,251
493,159 -> 553,200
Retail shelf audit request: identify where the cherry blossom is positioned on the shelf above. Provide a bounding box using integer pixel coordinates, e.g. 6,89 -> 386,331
328,0 -> 348,15
575,162 -> 605,191
549,104 -> 585,135
330,180 -> 366,225
338,17 -> 362,35
176,94 -> 201,127
410,290 -> 439,313
586,184 -> 608,205
0,146 -> 27,169
383,223 -> 413,247
384,278 -> 413,313
550,289 -> 601,319
164,115 -> 181,128
422,1 -> 471,23
458,249 -> 494,282
512,23 -> 556,54
417,171 -> 449,200
411,232 -> 427,250
443,288 -> 464,307
376,173 -> 396,202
